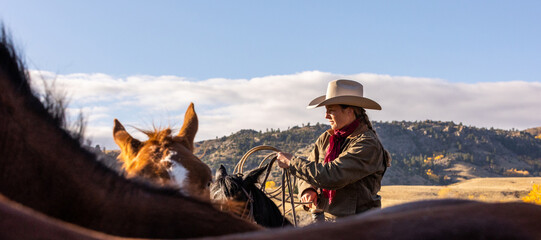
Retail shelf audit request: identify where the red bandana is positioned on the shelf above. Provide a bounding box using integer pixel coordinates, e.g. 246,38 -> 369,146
321,119 -> 360,205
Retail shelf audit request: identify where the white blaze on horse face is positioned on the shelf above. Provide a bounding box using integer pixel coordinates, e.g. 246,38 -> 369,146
163,151 -> 189,194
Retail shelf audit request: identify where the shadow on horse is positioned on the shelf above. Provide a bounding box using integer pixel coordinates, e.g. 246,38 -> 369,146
1,24 -> 541,239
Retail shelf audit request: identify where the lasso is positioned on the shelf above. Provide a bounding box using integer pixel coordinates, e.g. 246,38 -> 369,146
234,145 -> 317,227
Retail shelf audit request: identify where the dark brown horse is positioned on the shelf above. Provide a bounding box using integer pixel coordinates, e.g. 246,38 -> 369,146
0,194 -> 121,240
0,25 -> 260,239
205,199 -> 541,240
113,104 -> 213,201
1,25 -> 541,239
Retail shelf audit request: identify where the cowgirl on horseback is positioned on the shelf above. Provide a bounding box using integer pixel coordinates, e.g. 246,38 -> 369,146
276,79 -> 390,222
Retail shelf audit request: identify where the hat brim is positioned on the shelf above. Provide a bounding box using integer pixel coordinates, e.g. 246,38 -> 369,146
307,95 -> 382,110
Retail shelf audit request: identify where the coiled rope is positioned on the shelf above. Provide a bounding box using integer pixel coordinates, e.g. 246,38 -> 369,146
234,145 -> 313,227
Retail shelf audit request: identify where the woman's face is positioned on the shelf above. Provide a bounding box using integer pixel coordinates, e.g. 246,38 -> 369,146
325,105 -> 356,130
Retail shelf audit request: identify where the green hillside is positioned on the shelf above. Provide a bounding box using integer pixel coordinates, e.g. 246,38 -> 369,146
93,120 -> 541,186
193,121 -> 541,185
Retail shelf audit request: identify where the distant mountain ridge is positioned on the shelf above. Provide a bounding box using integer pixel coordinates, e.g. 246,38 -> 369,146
92,121 -> 541,186
193,121 -> 541,185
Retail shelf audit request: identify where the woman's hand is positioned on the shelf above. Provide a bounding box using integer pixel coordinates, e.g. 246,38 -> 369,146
276,152 -> 292,168
301,189 -> 318,209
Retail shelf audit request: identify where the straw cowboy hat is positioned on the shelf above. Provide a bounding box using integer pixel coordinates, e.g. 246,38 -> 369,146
307,79 -> 382,110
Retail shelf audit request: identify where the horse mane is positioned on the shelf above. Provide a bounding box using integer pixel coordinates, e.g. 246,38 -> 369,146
0,26 -> 32,102
0,26 -> 58,130
0,25 -> 182,197
0,26 -> 86,143
213,198 -> 249,219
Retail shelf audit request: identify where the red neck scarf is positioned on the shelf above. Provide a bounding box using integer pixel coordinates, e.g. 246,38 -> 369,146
322,119 -> 360,205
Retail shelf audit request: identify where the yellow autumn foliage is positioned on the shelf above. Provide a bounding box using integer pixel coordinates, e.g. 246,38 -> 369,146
424,154 -> 444,163
265,181 -> 276,189
426,169 -> 439,181
522,184 -> 541,205
504,168 -> 529,176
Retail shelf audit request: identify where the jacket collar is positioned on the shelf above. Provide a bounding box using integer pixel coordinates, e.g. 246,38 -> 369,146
326,122 -> 369,139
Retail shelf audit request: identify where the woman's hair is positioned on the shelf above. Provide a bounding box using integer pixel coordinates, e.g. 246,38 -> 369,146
340,104 -> 375,133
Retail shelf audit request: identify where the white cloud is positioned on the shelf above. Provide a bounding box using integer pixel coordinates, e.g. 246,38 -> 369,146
29,70 -> 541,150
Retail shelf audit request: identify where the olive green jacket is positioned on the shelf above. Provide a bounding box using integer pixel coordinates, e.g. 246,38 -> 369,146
289,124 -> 389,218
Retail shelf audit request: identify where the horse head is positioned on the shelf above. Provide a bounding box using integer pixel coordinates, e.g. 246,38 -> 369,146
113,103 -> 212,201
211,164 -> 291,228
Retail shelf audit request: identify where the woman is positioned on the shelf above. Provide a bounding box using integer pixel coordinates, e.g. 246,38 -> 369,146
276,79 -> 390,221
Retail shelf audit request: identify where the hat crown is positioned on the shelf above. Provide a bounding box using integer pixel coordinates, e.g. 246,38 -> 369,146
326,79 -> 364,99
307,79 -> 381,110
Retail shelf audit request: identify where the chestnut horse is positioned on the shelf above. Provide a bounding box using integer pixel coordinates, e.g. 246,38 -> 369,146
113,104 -> 212,201
1,25 -> 541,239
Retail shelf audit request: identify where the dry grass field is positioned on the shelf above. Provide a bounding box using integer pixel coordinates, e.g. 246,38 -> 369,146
282,177 -> 541,226
381,177 -> 541,207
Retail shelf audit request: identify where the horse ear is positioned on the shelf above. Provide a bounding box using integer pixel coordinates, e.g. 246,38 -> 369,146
215,164 -> 228,180
243,164 -> 269,184
178,103 -> 198,152
113,119 -> 141,156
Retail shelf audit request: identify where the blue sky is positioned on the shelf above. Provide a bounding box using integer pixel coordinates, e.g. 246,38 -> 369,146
2,1 -> 540,82
1,1 -> 540,149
